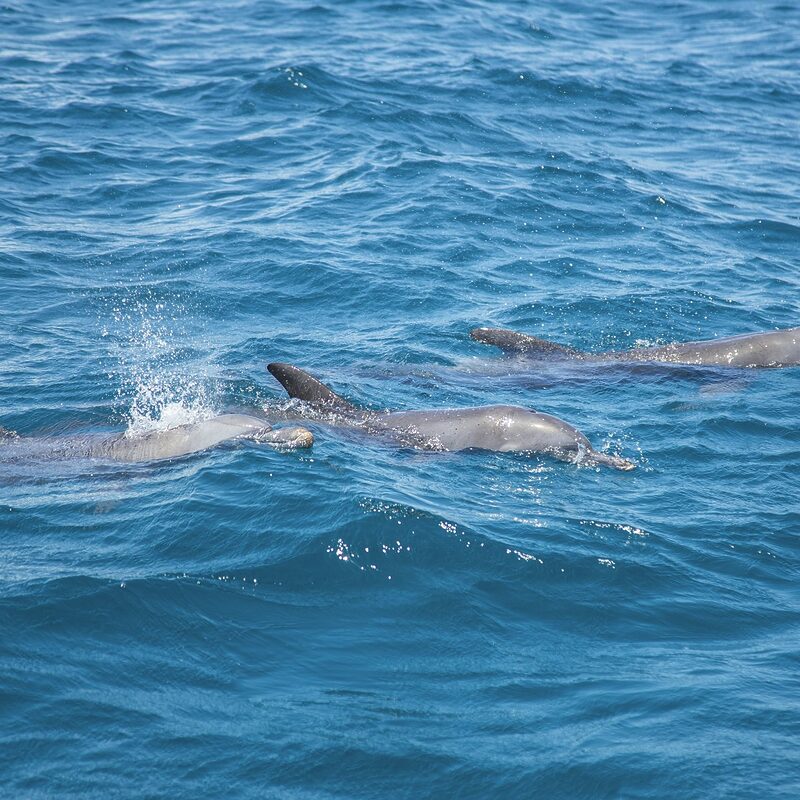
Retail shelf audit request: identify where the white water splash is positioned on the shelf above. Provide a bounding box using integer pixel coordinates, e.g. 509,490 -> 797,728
106,289 -> 218,437
124,381 -> 216,438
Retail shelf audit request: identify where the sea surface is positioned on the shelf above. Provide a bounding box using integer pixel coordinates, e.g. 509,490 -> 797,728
1,1 -> 799,797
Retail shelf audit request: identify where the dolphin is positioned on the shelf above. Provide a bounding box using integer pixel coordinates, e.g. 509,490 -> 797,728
0,414 -> 313,464
267,363 -> 634,470
470,326 -> 800,368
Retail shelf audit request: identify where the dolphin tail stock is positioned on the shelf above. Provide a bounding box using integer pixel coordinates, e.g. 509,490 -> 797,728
470,327 -> 582,357
267,363 -> 359,413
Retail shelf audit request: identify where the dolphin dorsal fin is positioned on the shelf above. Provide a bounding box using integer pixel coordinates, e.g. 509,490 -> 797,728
470,327 -> 581,357
267,363 -> 359,412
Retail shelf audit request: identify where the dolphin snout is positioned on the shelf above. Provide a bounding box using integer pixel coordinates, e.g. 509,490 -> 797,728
585,450 -> 636,471
289,427 -> 315,449
255,426 -> 314,449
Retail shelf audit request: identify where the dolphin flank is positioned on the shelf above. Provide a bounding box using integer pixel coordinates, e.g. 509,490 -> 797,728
267,362 -> 634,470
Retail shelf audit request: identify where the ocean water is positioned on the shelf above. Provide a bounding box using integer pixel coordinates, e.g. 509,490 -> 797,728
1,0 -> 799,796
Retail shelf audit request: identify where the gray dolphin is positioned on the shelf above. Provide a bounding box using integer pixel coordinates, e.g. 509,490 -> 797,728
267,363 -> 634,470
471,326 -> 800,368
0,413 -> 313,464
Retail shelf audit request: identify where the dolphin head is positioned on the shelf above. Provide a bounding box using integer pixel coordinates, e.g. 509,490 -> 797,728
493,407 -> 635,470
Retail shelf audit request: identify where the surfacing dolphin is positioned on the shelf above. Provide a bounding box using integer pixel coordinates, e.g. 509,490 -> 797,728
0,414 -> 313,464
471,326 -> 800,368
267,363 -> 634,471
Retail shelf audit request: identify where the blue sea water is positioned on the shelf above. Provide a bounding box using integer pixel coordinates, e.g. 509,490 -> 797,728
1,0 -> 799,796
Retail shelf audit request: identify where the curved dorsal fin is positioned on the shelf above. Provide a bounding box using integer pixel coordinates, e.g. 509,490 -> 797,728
470,327 -> 581,357
267,363 -> 359,412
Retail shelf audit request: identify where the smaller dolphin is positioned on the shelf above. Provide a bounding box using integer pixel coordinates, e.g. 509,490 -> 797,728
470,326 -> 800,368
267,363 -> 634,470
0,414 -> 313,464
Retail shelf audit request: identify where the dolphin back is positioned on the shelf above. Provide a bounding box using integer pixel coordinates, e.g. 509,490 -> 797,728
267,363 -> 358,412
642,327 -> 800,367
471,327 -> 581,357
472,324 -> 800,367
